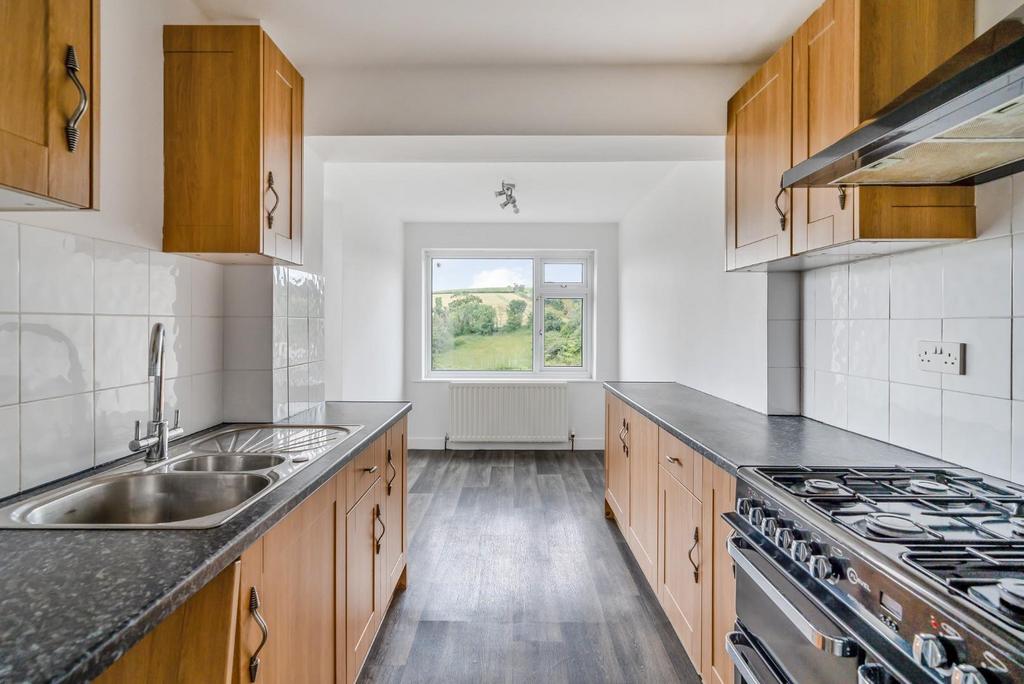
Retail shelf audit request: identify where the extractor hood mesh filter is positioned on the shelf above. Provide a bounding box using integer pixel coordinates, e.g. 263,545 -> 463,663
839,93 -> 1024,184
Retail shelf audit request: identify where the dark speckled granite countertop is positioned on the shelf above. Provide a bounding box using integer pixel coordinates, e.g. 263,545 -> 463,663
0,401 -> 410,684
604,382 -> 944,475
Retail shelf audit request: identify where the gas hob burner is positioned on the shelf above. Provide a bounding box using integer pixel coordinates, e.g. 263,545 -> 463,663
998,579 -> 1024,612
865,513 -> 925,537
907,479 -> 951,495
804,478 -> 842,494
1011,518 -> 1024,537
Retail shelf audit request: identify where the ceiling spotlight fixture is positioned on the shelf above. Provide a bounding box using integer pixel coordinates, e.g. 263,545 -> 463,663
494,181 -> 519,215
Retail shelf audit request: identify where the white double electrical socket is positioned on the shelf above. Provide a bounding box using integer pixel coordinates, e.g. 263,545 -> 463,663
916,340 -> 965,375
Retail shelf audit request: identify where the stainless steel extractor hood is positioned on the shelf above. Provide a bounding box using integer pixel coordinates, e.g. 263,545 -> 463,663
783,5 -> 1024,188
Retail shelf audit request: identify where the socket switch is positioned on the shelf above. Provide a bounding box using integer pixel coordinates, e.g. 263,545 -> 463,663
916,340 -> 965,375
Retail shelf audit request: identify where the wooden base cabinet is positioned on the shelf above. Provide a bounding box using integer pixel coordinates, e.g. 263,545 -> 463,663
657,465 -> 703,669
384,417 -> 409,600
345,478 -> 384,684
700,459 -> 737,684
626,406 -> 659,588
604,393 -> 630,531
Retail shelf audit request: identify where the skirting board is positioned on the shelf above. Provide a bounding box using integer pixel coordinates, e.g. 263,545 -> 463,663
410,437 -> 605,451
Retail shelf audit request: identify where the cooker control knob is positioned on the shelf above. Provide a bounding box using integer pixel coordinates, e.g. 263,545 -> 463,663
950,664 -> 984,684
774,527 -> 794,550
737,498 -> 755,516
790,540 -> 812,563
748,507 -> 766,526
760,517 -> 779,538
808,555 -> 835,580
912,634 -> 950,669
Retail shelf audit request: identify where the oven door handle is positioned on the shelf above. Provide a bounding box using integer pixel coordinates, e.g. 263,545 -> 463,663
728,537 -> 860,658
726,631 -> 787,684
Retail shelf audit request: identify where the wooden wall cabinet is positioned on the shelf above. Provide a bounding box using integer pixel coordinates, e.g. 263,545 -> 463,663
163,25 -> 303,264
0,0 -> 99,210
790,0 -> 976,255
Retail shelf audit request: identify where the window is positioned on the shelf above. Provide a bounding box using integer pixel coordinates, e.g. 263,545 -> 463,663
427,251 -> 592,377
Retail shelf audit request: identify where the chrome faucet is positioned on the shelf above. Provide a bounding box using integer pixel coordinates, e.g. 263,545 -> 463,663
129,322 -> 184,462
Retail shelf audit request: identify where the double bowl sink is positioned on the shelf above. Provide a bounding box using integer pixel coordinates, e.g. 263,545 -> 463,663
0,424 -> 363,529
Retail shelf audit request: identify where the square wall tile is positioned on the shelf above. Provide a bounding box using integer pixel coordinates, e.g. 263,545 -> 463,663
94,240 -> 148,315
849,258 -> 889,319
0,405 -> 18,498
272,318 -> 288,369
20,393 -> 93,489
161,377 -> 192,434
309,274 -> 325,318
224,317 -> 272,370
20,314 -> 93,402
191,259 -> 224,317
192,372 -> 223,432
20,224 -> 93,314
890,383 -> 942,457
800,320 -> 814,369
309,318 -> 325,363
288,269 -> 309,318
976,175 -> 1013,239
801,369 -> 815,418
942,318 -> 1011,399
767,367 -> 800,415
149,317 -> 191,379
224,370 -> 273,422
1015,237 -> 1024,317
288,364 -> 309,416
942,391 -> 1012,479
288,317 -> 309,366
1013,401 -> 1024,485
273,266 -> 289,317
308,362 -> 325,404
149,252 -> 191,316
847,377 -> 889,442
815,265 -> 849,320
95,316 -> 149,390
0,315 -> 17,406
813,371 -> 847,428
942,236 -> 1012,318
0,220 -> 18,312
890,248 -> 943,319
889,319 -> 942,388
192,317 -> 224,375
767,273 -> 800,320
273,368 -> 289,421
1015,319 -> 1024,401
815,320 -> 848,373
224,266 -> 273,317
849,320 -> 888,381
800,271 -> 815,321
95,384 -> 148,465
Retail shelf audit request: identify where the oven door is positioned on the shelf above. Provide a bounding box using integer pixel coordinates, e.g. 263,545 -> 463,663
728,534 -> 864,683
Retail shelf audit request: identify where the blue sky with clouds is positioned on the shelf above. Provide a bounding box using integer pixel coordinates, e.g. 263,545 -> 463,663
432,258 -> 533,291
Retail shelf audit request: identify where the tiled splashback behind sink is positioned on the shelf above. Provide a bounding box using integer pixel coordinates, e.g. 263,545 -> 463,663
0,221 -> 326,499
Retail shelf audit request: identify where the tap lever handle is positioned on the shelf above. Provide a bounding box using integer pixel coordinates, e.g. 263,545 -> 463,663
173,409 -> 180,429
134,420 -> 142,441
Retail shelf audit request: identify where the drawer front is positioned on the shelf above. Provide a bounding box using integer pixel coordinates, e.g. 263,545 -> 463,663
659,429 -> 702,498
347,435 -> 385,510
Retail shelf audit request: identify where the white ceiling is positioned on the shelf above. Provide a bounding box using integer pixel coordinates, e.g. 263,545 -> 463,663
326,161 -> 693,223
192,0 -> 820,68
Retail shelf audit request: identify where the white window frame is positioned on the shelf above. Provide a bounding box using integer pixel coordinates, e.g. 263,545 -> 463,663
424,249 -> 594,380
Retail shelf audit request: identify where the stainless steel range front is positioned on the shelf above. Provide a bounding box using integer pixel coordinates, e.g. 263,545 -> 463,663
727,465 -> 1024,684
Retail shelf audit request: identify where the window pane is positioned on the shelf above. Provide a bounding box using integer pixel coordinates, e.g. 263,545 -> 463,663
543,298 -> 583,367
543,262 -> 584,284
431,258 -> 534,371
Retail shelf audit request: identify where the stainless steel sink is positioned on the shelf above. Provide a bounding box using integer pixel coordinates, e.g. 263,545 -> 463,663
169,454 -> 286,472
0,422 -> 364,529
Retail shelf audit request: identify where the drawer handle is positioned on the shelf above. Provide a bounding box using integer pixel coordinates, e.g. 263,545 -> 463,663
665,455 -> 681,465
385,449 -> 396,496
64,45 -> 89,152
374,503 -> 386,555
248,587 -> 269,682
363,465 -> 379,474
265,171 -> 280,230
687,526 -> 700,582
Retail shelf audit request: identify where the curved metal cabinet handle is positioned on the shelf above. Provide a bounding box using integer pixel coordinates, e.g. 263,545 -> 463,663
385,449 -> 396,496
774,186 -> 787,231
64,45 -> 88,152
838,185 -> 848,210
687,526 -> 700,582
665,455 -> 681,465
265,171 -> 280,230
248,587 -> 269,682
374,503 -> 386,555
727,537 -> 859,657
362,465 -> 379,474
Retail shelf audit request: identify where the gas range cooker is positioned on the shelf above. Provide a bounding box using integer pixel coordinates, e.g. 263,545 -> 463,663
727,464 -> 1024,684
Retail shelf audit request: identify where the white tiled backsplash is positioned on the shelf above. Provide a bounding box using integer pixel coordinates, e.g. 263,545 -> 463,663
0,220 -> 225,497
800,175 -> 1024,483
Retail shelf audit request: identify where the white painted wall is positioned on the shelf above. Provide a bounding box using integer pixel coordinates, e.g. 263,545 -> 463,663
322,165 -> 405,402
305,64 -> 753,137
403,222 -> 619,449
619,162 -> 769,413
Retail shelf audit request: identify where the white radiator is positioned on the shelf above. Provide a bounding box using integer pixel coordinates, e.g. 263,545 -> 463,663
448,382 -> 568,443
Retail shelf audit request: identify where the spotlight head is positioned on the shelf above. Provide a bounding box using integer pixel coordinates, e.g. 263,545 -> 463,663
512,204 -> 520,215
500,198 -> 512,209
495,189 -> 506,198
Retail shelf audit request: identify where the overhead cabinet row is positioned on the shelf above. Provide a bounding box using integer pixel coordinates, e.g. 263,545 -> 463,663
726,0 -> 977,271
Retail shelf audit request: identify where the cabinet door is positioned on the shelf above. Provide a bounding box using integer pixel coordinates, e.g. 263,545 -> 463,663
260,481 -> 338,683
658,466 -> 703,671
791,0 -> 856,254
0,0 -> 96,208
626,409 -> 659,588
346,478 -> 384,684
261,33 -> 303,264
604,393 -> 630,530
384,416 -> 408,600
726,40 -> 792,270
700,460 -> 737,684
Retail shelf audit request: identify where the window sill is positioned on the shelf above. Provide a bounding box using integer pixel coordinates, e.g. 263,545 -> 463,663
415,377 -> 600,384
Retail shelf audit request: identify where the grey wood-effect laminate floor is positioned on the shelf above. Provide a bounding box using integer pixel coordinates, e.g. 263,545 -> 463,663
359,449 -> 700,684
